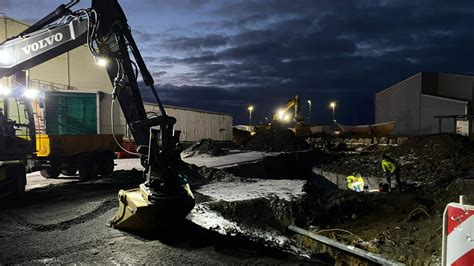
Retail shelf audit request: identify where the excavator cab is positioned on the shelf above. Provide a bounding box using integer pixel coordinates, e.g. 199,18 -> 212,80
0,84 -> 36,199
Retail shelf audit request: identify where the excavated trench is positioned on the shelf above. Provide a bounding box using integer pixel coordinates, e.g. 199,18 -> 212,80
195,150 -> 440,264
189,150 -> 336,259
224,150 -> 330,179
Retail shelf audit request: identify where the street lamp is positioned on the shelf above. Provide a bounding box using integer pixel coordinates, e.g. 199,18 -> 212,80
307,100 -> 312,121
329,101 -> 336,122
247,105 -> 254,126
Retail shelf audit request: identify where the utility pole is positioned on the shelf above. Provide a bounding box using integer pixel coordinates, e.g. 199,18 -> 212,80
247,105 -> 254,126
329,101 -> 336,122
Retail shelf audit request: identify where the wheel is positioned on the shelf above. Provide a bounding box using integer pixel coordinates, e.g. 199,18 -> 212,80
78,154 -> 98,180
97,151 -> 115,176
61,167 -> 77,176
40,167 -> 60,179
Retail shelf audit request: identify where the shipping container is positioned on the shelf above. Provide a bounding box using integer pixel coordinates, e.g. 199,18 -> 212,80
34,90 -> 117,180
43,91 -> 97,135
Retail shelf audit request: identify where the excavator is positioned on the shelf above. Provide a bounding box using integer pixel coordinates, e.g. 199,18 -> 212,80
271,95 -> 312,136
0,0 -> 194,231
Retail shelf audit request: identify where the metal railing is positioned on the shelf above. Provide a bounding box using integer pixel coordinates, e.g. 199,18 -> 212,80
29,79 -> 77,91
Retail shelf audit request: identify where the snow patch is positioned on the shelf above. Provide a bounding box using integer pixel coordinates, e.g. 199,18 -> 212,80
195,179 -> 306,201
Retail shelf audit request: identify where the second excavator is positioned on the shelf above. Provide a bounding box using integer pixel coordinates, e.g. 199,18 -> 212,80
272,95 -> 312,136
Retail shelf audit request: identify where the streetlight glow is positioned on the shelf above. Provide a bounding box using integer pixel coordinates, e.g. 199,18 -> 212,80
307,99 -> 312,122
247,105 -> 254,126
329,101 -> 337,121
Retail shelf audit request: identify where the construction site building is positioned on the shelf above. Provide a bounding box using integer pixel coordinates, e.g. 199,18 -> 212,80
375,72 -> 474,135
0,16 -> 233,143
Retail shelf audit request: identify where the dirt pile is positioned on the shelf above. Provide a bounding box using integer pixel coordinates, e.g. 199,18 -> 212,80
244,128 -> 309,152
233,128 -> 251,147
182,139 -> 226,158
321,134 -> 474,185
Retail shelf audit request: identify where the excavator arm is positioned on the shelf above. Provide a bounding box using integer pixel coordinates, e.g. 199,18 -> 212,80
272,95 -> 303,123
271,95 -> 311,136
0,0 -> 194,231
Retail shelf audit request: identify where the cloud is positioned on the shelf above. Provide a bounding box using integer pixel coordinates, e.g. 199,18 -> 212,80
160,34 -> 229,51
4,0 -> 474,124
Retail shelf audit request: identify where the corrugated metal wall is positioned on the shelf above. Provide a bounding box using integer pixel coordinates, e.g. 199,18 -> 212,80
144,103 -> 233,142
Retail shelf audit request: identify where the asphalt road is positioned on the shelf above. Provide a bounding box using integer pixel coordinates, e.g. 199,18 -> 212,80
0,159 -> 318,264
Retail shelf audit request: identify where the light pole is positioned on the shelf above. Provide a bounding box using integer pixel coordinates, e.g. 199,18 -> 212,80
329,101 -> 336,122
247,105 -> 254,126
307,100 -> 312,121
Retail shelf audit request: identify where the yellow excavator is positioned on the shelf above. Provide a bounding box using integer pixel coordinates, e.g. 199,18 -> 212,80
0,0 -> 194,231
271,95 -> 312,136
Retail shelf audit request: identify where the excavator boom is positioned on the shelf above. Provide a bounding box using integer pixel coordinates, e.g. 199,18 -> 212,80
0,0 -> 194,231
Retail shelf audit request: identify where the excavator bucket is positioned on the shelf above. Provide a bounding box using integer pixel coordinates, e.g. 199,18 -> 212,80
110,184 -> 195,232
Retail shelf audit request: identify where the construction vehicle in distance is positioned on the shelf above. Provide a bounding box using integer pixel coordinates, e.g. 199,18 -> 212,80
0,0 -> 194,230
271,95 -> 312,136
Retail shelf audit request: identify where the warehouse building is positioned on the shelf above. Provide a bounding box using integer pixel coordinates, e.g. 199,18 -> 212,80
0,16 -> 233,142
375,72 -> 473,135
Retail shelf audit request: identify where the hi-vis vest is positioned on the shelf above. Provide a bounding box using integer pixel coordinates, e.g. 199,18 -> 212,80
346,175 -> 364,192
381,159 -> 398,173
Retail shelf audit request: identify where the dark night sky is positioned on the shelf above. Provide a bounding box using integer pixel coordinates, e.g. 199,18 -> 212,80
2,0 -> 474,125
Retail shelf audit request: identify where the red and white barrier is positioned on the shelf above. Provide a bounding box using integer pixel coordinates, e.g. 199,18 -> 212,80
442,196 -> 474,265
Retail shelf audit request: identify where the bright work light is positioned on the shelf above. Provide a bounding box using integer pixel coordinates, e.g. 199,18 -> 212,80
23,88 -> 40,99
95,57 -> 108,67
0,85 -> 11,96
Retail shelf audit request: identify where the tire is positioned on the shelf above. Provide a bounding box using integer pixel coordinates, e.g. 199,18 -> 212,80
78,154 -> 98,180
97,151 -> 115,176
40,167 -> 60,179
61,167 -> 77,176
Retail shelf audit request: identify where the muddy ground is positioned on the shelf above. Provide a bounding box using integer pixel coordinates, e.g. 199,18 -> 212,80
2,133 -> 471,264
200,134 -> 474,265
0,165 -> 320,264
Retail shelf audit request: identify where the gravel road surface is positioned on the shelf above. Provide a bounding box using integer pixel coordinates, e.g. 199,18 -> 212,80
0,159 -> 318,264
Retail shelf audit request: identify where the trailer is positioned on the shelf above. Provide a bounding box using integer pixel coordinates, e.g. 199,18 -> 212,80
34,90 -> 118,179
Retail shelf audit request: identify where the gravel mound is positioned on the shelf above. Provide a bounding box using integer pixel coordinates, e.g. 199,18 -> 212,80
182,139 -> 226,158
244,128 -> 309,152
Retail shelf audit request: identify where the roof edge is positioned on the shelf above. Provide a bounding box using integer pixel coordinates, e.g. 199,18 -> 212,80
144,102 -> 233,117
